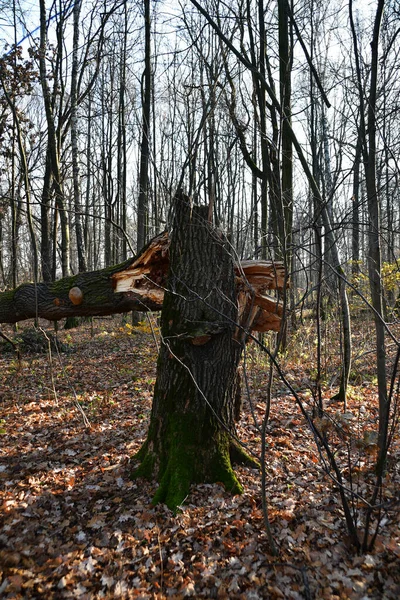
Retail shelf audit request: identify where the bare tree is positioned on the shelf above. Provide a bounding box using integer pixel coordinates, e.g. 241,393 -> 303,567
70,0 -> 87,274
137,0 -> 151,251
349,0 -> 388,464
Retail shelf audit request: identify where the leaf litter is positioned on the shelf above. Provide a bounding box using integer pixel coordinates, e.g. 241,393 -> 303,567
0,318 -> 399,599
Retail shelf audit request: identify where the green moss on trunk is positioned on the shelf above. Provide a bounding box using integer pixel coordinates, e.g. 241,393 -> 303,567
230,440 -> 260,469
133,416 -> 243,511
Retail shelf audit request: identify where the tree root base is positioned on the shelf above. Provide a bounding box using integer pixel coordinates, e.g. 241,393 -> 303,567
131,433 -> 246,512
230,440 -> 260,469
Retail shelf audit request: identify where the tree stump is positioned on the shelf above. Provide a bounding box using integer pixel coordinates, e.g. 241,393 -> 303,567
133,192 -> 256,510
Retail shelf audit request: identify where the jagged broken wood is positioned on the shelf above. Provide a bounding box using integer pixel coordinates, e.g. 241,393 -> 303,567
0,230 -> 286,332
113,236 -> 286,333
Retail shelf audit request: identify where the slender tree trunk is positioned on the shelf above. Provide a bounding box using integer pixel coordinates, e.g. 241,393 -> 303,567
84,95 -> 92,269
0,75 -> 39,308
365,1 -> 387,461
256,0 -> 270,259
278,0 -> 293,259
118,2 -> 128,260
40,150 -> 53,282
101,63 -> 112,267
0,221 -> 4,287
137,0 -> 151,251
252,114 -> 259,254
52,209 -> 58,281
39,0 -> 70,277
352,133 -> 362,274
350,0 -> 387,460
71,0 -> 87,273
277,0 -> 293,347
11,9 -> 17,290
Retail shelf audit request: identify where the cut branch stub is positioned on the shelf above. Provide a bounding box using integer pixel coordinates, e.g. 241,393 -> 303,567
69,286 -> 83,305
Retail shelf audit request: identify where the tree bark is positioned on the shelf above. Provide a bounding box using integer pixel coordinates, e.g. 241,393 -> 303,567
349,0 -> 387,460
71,0 -> 87,274
365,0 -> 387,463
351,132 -> 362,273
133,192 -> 257,510
39,0 -> 70,277
0,72 -> 39,294
40,150 -> 53,282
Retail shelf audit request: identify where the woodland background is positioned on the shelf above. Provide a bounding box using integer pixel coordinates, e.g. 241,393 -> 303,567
1,0 -> 400,598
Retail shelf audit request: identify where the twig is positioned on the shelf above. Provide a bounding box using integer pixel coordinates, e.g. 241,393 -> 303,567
40,328 -> 58,405
273,563 -> 313,600
156,524 -> 164,595
53,331 -> 91,428
146,312 -> 160,352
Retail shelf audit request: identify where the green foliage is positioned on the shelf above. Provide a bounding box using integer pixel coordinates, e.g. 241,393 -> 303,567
76,391 -> 115,416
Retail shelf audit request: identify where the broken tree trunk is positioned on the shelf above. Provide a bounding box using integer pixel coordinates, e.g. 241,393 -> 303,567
113,247 -> 286,335
0,228 -> 286,331
133,193 -> 258,510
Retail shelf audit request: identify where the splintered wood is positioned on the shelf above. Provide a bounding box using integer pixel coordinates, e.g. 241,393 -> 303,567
236,261 -> 285,334
112,233 -> 287,334
113,232 -> 169,305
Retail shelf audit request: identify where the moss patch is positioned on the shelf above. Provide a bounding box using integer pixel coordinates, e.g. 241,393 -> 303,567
230,440 -> 260,469
208,432 -> 243,495
132,416 -> 244,511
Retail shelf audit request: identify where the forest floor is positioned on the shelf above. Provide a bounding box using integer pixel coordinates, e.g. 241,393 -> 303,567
0,316 -> 400,599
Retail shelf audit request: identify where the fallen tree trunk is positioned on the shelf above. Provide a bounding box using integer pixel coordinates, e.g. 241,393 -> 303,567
0,229 -> 286,332
0,233 -> 169,324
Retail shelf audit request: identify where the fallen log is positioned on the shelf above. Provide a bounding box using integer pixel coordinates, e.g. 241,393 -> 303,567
0,230 -> 287,332
0,233 -> 169,324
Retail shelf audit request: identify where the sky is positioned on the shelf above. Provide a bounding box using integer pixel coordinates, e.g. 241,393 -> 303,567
1,0 -> 40,50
